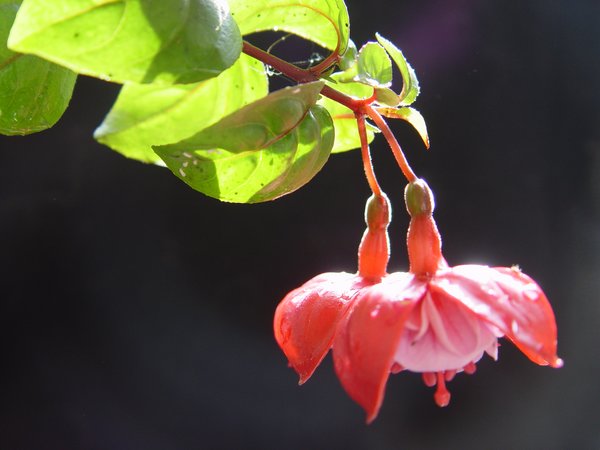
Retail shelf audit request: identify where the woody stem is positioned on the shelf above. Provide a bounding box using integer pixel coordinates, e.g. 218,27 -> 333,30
242,41 -> 366,110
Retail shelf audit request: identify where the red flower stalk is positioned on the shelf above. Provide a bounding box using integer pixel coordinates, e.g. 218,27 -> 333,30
274,180 -> 562,423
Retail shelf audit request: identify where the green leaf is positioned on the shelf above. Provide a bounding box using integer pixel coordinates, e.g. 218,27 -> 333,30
94,54 -> 268,163
7,0 -> 241,85
0,1 -> 76,135
354,42 -> 392,88
339,38 -> 357,71
154,82 -> 333,203
163,81 -> 325,152
374,87 -> 400,107
376,106 -> 429,148
229,0 -> 349,55
319,72 -> 375,153
376,33 -> 419,106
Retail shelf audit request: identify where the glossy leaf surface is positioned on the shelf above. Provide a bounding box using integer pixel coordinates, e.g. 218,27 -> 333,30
154,82 -> 334,203
229,0 -> 349,55
8,0 -> 241,85
94,54 -> 268,163
0,1 -> 76,135
376,33 -> 419,106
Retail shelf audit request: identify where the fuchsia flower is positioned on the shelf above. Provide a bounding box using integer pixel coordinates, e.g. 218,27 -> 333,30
274,180 -> 562,422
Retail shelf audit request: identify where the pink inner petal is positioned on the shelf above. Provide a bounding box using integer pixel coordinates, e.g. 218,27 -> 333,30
394,291 -> 498,372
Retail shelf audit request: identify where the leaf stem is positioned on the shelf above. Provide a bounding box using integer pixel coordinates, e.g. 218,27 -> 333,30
356,113 -> 382,197
365,105 -> 417,183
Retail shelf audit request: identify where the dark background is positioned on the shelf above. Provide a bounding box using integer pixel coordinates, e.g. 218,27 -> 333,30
1,1 -> 599,449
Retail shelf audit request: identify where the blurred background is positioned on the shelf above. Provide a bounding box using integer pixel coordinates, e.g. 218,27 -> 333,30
1,0 -> 599,448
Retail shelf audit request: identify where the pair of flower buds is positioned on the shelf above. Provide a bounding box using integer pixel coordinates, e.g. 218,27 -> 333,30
274,179 -> 562,423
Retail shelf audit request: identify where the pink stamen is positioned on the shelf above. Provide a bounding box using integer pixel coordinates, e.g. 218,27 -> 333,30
390,362 -> 404,374
444,370 -> 457,382
434,372 -> 451,407
422,372 -> 437,387
464,362 -> 477,375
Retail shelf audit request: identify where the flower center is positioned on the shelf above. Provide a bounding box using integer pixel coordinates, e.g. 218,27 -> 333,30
393,291 -> 498,373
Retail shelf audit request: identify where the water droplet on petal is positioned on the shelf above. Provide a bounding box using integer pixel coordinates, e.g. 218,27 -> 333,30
553,358 -> 564,368
524,289 -> 539,301
279,322 -> 292,343
511,320 -> 520,334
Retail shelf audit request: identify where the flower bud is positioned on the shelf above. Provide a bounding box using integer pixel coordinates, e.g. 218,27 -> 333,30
365,193 -> 391,230
404,179 -> 435,217
359,193 -> 392,281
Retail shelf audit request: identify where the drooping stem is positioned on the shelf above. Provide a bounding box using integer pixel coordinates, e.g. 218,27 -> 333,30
356,112 -> 382,197
366,105 -> 418,183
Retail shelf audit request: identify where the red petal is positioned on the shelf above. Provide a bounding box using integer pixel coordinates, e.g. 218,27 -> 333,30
274,272 -> 366,384
432,265 -> 562,368
332,273 -> 425,423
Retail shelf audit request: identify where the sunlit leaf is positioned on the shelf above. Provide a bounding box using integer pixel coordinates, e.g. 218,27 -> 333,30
229,0 -> 349,55
319,72 -> 374,153
154,81 -> 334,203
339,38 -> 357,71
173,81 -> 324,151
376,106 -> 429,148
7,0 -> 241,85
354,42 -> 392,88
94,54 -> 268,163
0,1 -> 76,135
376,33 -> 419,106
374,87 -> 399,107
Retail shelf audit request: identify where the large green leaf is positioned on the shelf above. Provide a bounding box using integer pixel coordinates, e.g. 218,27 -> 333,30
376,33 -> 419,106
0,1 -> 76,135
7,0 -> 241,85
318,73 -> 375,153
154,81 -> 334,203
165,81 -> 325,152
229,0 -> 349,55
94,54 -> 268,163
